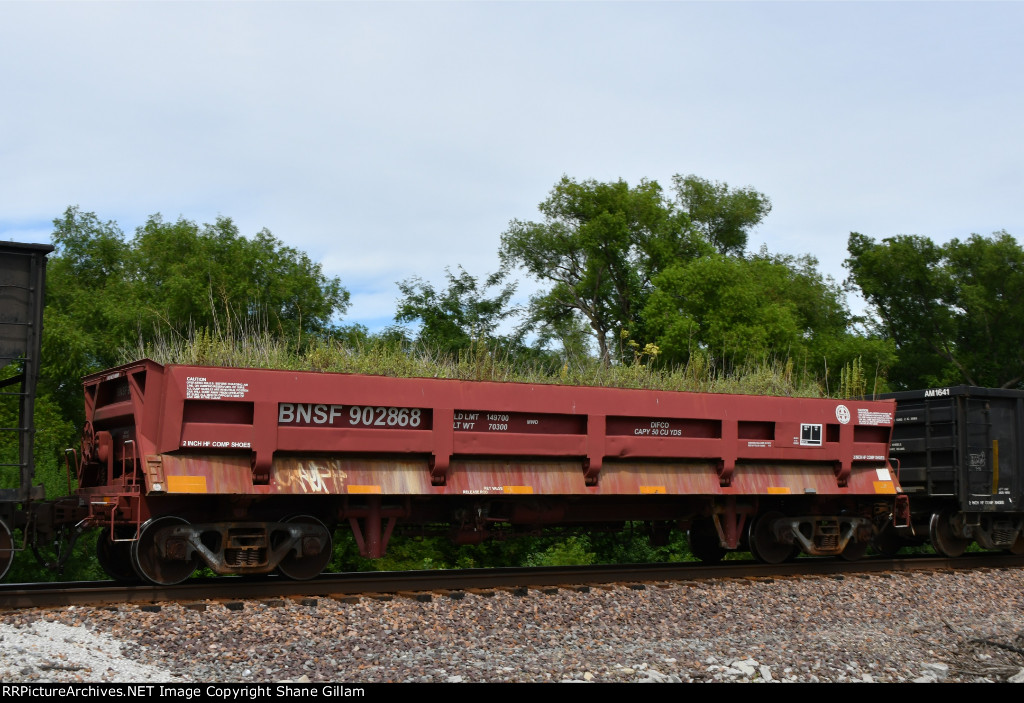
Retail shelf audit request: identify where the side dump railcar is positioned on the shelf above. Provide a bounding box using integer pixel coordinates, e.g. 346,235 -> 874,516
881,386 -> 1024,556
79,360 -> 903,584
0,242 -> 53,580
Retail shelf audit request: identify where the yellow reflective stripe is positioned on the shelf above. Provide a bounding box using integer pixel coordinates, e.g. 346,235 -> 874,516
165,475 -> 207,493
502,486 -> 534,494
347,485 -> 382,494
873,481 -> 896,495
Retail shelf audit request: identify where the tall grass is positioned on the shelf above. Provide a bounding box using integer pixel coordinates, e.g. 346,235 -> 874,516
124,323 -> 825,397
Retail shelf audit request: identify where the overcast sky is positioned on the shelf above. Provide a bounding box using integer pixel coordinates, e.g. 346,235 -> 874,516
2,1 -> 1021,333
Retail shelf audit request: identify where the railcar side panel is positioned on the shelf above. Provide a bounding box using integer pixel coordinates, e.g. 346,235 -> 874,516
76,360 -> 902,582
82,361 -> 898,497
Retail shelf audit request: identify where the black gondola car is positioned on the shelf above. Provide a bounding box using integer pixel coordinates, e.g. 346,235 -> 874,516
881,386 -> 1024,556
0,241 -> 53,579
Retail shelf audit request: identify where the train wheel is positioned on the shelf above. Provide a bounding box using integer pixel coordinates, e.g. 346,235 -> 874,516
97,530 -> 140,582
0,520 -> 14,581
131,516 -> 198,586
748,512 -> 793,564
277,515 -> 333,581
872,525 -> 903,557
688,517 -> 725,564
1006,535 -> 1024,555
839,539 -> 869,561
929,510 -> 971,558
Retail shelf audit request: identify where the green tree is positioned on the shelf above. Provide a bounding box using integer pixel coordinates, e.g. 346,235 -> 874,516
131,214 -> 348,341
672,174 -> 773,256
644,250 -> 892,387
43,208 -> 135,415
42,206 -> 350,418
943,233 -> 1024,388
522,295 -> 594,367
395,266 -> 520,356
845,231 -> 1024,389
500,176 -> 703,364
500,175 -> 775,365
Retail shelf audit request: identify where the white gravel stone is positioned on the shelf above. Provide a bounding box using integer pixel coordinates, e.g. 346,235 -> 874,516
923,662 -> 950,681
732,659 -> 758,677
0,620 -> 183,682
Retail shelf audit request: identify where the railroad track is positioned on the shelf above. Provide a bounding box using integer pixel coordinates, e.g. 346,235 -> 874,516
3,552 -> 1023,610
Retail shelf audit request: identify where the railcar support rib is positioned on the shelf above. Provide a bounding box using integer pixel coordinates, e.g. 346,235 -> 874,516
346,496 -> 402,558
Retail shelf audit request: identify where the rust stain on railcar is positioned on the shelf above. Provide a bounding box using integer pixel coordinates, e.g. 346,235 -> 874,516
599,461 -> 720,494
150,453 -> 897,497
158,455 -> 252,494
850,465 -> 898,494
729,463 -> 895,495
271,458 -> 430,494
446,460 -> 587,494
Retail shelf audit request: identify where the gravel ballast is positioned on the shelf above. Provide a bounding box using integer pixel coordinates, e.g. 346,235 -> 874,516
3,567 -> 1024,683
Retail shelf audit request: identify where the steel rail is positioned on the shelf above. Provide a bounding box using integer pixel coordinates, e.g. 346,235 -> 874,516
3,552 -> 1023,610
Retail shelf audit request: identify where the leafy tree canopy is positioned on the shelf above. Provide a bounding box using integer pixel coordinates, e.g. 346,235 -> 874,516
845,230 -> 1024,389
643,249 -> 893,387
395,266 -> 520,356
131,214 -> 347,340
43,206 -> 349,416
500,175 -> 729,364
672,174 -> 772,256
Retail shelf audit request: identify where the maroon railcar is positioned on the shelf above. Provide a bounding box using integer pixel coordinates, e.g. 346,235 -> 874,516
77,360 -> 904,584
